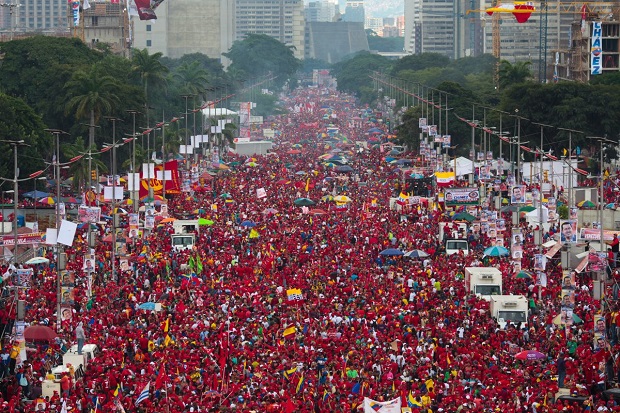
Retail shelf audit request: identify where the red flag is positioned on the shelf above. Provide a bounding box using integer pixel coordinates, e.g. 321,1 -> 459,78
154,363 -> 166,390
283,398 -> 296,413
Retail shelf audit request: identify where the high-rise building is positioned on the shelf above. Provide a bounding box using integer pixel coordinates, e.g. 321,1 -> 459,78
305,21 -> 368,63
404,0 -> 473,59
132,0 -> 235,61
0,0 -> 69,34
305,0 -> 338,23
83,2 -> 130,56
344,0 -> 364,23
234,0 -> 305,59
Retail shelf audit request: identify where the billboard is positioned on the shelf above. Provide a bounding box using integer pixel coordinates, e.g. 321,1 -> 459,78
444,188 -> 480,206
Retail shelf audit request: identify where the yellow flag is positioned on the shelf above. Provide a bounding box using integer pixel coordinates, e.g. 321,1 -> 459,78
305,177 -> 310,192
249,229 -> 259,239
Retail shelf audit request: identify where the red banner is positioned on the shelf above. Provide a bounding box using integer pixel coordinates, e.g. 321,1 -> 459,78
2,233 -> 45,246
139,160 -> 181,198
134,0 -> 163,20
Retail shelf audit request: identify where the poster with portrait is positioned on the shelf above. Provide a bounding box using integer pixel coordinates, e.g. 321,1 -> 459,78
481,222 -> 490,234
512,260 -> 522,274
594,315 -> 607,337
510,185 -> 525,204
83,257 -> 95,273
160,204 -> 168,217
60,287 -> 75,305
560,308 -> 574,327
78,206 -> 101,223
495,237 -> 504,247
511,245 -> 523,259
60,306 -> 73,322
497,219 -> 506,231
536,271 -> 547,287
15,268 -> 33,287
145,208 -> 155,229
512,231 -> 524,246
60,270 -> 75,286
418,118 -> 427,131
594,333 -> 609,351
569,207 -> 578,220
561,289 -> 575,309
533,254 -> 546,271
589,252 -> 607,272
561,270 -> 576,289
560,220 -> 577,243
120,259 -> 130,272
57,202 -> 66,217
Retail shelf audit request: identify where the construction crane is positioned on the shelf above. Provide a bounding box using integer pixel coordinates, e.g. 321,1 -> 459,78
0,2 -> 21,41
467,2 -> 620,83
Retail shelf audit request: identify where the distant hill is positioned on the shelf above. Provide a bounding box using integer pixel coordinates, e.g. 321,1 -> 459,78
364,0 -> 403,18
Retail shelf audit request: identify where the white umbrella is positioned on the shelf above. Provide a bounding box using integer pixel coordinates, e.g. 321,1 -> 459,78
25,257 -> 49,265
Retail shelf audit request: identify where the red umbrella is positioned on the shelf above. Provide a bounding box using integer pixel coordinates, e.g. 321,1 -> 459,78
24,325 -> 58,342
309,209 -> 327,215
515,350 -> 546,361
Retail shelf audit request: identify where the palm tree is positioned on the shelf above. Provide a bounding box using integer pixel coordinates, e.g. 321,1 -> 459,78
62,137 -> 108,192
64,66 -> 122,148
131,48 -> 169,109
498,60 -> 532,90
173,61 -> 210,101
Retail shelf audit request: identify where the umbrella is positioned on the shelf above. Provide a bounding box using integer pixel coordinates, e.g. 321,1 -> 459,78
452,212 -> 476,222
410,173 -> 424,179
113,207 -> 128,215
240,220 -> 256,228
62,196 -> 81,204
220,193 -> 231,198
138,302 -> 160,311
333,195 -> 352,203
515,270 -> 534,279
193,208 -> 206,214
335,165 -> 354,173
24,325 -> 58,342
38,197 -> 56,205
309,208 -> 327,215
25,257 -> 50,265
23,190 -> 50,199
367,127 -> 383,134
514,350 -> 546,361
287,149 -> 302,155
198,218 -> 214,226
295,171 -> 307,175
577,200 -> 596,209
379,248 -> 404,256
262,208 -> 279,215
294,198 -> 316,206
404,249 -> 429,258
605,203 -> 617,210
161,217 -> 176,223
140,194 -> 165,203
500,205 -> 519,213
483,245 -> 509,257
519,206 -> 536,213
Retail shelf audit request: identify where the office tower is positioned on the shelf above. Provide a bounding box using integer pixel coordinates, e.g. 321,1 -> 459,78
404,0 -> 470,58
133,0 -> 235,61
344,0 -> 365,23
306,0 -> 338,23
305,21 -> 368,62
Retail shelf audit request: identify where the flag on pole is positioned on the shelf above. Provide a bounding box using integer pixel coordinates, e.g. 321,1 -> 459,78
363,397 -> 402,413
83,0 -> 91,9
283,326 -> 297,337
154,363 -> 166,389
286,288 -> 303,302
91,396 -> 100,413
295,373 -> 305,393
136,382 -> 150,406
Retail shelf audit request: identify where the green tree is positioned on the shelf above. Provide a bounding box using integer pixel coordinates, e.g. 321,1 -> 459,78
131,48 -> 169,109
0,93 -> 50,185
390,53 -> 450,76
64,65 -> 123,149
223,34 -> 301,88
330,52 -> 391,101
498,60 -> 532,89
366,30 -> 404,53
172,61 -> 210,100
62,137 -> 108,191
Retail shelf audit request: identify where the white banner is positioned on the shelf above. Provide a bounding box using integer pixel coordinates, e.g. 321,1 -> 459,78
58,220 -> 78,247
127,173 -> 141,191
591,21 -> 602,75
45,228 -> 57,245
363,397 -> 401,413
256,188 -> 266,199
156,170 -> 172,181
142,163 -> 155,179
179,145 -> 194,154
103,186 -> 124,201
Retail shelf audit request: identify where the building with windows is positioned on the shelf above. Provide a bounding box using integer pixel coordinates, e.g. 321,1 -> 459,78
234,0 -> 305,59
305,21 -> 368,63
344,0 -> 364,23
0,0 -> 69,36
305,0 -> 338,23
82,1 -> 130,56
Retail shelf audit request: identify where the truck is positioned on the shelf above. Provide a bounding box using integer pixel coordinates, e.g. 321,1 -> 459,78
42,344 -> 99,398
438,222 -> 468,243
445,239 -> 470,256
233,140 -> 273,156
489,295 -> 529,329
464,267 -> 503,299
171,233 -> 196,251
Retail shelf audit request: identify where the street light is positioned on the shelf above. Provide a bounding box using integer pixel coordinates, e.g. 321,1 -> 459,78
0,139 -> 28,263
126,110 -> 141,211
104,117 -> 122,283
44,128 -> 69,332
181,94 -> 194,171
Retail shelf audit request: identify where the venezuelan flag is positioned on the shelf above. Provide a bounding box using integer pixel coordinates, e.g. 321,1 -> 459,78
408,391 -> 421,407
283,326 -> 297,337
283,366 -> 297,380
296,374 -> 305,393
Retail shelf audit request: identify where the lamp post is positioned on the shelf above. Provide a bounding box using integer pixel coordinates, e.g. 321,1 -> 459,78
0,140 -> 28,263
467,105 -> 479,186
33,176 -> 46,223
126,110 -> 141,210
44,128 -> 68,332
181,94 -> 194,171
105,117 -> 122,283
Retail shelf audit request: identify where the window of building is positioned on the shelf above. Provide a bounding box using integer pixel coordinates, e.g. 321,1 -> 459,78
146,24 -> 152,32
146,40 -> 152,47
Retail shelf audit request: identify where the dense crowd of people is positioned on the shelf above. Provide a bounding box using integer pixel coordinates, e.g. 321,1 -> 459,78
0,87 -> 617,412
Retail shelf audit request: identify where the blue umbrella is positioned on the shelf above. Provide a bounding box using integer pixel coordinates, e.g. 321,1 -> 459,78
138,302 -> 158,311
379,248 -> 404,256
23,190 -> 50,199
335,165 -> 354,173
240,220 -> 256,228
483,245 -> 509,257
404,249 -> 429,258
